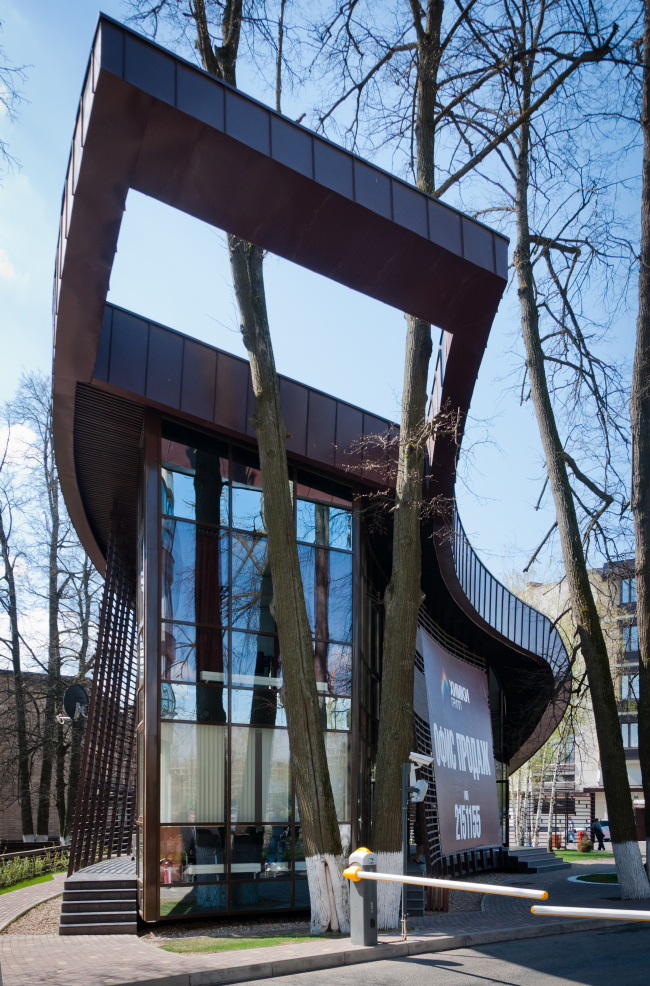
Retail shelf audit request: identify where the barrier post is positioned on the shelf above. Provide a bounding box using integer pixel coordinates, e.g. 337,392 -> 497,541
348,848 -> 378,946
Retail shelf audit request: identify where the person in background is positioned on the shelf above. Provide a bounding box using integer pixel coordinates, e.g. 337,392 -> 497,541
567,819 -> 576,844
592,818 -> 605,851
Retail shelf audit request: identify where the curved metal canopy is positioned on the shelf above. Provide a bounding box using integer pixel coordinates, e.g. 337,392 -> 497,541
52,14 -> 567,767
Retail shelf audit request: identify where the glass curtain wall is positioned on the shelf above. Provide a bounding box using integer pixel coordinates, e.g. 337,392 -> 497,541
156,426 -> 353,918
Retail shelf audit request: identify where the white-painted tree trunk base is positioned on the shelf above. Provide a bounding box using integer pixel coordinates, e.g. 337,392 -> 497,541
612,841 -> 650,899
306,854 -> 350,934
376,851 -> 402,930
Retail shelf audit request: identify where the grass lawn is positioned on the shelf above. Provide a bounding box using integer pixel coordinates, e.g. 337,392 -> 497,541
0,874 -> 54,896
555,850 -> 616,862
575,873 -> 618,884
161,933 -> 344,955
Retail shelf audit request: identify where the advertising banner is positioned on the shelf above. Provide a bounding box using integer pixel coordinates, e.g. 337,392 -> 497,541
421,630 -> 502,853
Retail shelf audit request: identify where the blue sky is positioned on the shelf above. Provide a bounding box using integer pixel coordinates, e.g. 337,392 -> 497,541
0,0 -> 636,579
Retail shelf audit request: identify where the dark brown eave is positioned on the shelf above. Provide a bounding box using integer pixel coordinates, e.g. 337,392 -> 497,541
52,14 -> 507,577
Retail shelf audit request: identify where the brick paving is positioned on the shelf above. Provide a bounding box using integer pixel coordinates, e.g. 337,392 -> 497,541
0,862 -> 648,986
0,874 -> 66,933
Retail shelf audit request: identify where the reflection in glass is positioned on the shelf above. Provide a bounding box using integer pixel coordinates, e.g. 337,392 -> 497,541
232,688 -> 286,727
231,632 -> 280,684
230,824 -> 291,880
161,444 -> 229,527
160,826 -> 226,884
231,534 -> 274,632
231,880 -> 292,910
160,722 -> 225,824
160,884 -> 227,916
296,501 -> 352,551
232,487 -> 265,533
325,731 -> 350,820
161,623 -> 227,683
298,546 -> 352,643
325,644 -> 352,696
321,696 -> 351,731
230,727 -> 291,823
160,683 -> 227,724
161,520 -> 228,626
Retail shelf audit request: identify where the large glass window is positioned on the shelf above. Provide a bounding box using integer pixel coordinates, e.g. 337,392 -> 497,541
625,624 -> 639,652
621,673 -> 638,701
620,577 -> 637,605
160,721 -> 226,824
157,429 -> 354,917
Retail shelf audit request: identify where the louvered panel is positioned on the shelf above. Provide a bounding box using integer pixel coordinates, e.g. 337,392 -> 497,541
68,522 -> 137,874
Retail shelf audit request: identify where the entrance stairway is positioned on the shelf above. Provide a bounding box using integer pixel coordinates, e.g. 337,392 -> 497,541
58,858 -> 137,936
502,846 -> 571,874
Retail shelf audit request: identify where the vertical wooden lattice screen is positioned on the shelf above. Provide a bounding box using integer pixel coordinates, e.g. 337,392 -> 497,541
68,526 -> 137,874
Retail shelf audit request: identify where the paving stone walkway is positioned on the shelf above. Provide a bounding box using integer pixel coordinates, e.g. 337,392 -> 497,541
0,874 -> 66,934
1,863 -> 648,986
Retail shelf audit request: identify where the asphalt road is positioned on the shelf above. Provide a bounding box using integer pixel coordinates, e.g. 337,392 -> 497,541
249,925 -> 650,986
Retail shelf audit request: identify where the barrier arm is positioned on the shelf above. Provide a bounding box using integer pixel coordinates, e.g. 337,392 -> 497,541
343,865 -> 549,900
532,905 -> 650,922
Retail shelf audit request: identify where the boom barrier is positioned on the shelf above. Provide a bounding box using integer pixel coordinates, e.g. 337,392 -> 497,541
343,848 -> 548,946
532,904 -> 650,922
343,866 -> 549,900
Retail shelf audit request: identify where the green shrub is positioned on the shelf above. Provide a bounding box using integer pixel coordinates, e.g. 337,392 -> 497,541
0,849 -> 69,890
578,838 -> 593,853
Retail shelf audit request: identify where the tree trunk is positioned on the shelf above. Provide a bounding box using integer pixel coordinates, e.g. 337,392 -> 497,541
512,770 -> 521,845
64,558 -> 94,840
514,100 -> 649,896
546,758 -> 560,852
519,765 -> 532,846
370,2 -> 440,928
0,503 -> 34,839
632,0 -> 650,880
189,0 -> 347,931
228,237 -> 347,932
532,750 -> 548,847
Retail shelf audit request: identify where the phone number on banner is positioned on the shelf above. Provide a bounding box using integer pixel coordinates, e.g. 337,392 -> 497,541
455,803 -> 481,840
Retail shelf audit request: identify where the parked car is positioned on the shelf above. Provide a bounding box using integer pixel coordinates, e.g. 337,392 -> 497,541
598,820 -> 611,842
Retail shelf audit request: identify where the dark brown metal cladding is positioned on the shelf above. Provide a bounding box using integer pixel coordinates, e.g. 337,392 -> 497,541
55,15 -> 572,893
52,14 -> 507,576
68,522 -> 137,875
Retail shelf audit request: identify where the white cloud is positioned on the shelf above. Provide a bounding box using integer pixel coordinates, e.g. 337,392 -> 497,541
0,423 -> 38,472
0,249 -> 16,280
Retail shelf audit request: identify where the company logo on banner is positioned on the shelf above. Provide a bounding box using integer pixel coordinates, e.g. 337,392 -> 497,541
422,631 -> 502,853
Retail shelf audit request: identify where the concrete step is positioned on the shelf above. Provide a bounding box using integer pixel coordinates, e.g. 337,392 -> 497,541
63,888 -> 135,902
60,910 -> 137,925
64,879 -> 137,892
59,921 -> 137,936
524,861 -> 572,873
61,899 -> 135,914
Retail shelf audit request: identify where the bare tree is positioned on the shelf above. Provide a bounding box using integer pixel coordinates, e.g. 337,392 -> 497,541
126,0 -> 347,931
630,0 -> 650,878
0,426 -> 34,839
314,0 -> 624,918
61,554 -> 98,842
0,16 -> 27,176
9,374 -> 73,839
467,0 -> 649,896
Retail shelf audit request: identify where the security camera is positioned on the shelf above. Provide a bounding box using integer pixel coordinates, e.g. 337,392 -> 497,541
409,751 -> 434,767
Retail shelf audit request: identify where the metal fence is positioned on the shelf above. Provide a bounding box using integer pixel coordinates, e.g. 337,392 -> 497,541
451,509 -> 568,677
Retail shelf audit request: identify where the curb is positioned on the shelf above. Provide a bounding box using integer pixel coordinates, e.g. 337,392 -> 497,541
106,916 -> 631,986
0,875 -> 66,934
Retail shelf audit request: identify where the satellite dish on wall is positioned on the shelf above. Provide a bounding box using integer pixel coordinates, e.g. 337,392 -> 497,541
63,684 -> 89,721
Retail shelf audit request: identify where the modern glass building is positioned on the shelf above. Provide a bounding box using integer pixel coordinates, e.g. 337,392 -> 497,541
153,429 -> 354,915
53,16 -> 570,924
